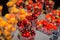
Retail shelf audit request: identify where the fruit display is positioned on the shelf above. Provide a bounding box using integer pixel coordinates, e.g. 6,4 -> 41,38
0,17 -> 16,40
0,0 -> 60,40
36,20 -> 57,35
45,0 -> 55,13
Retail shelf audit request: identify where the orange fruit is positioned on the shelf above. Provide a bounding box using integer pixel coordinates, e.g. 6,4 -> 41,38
0,30 -> 2,35
11,27 -> 16,32
20,15 -> 26,20
7,20 -> 11,24
7,1 -> 15,7
10,18 -> 17,23
19,8 -> 26,15
4,30 -> 11,36
0,6 -> 3,11
10,0 -> 17,3
7,18 -> 17,24
0,17 -> 3,22
0,21 -> 7,27
10,5 -> 19,13
5,14 -> 10,19
5,24 -> 12,31
6,36 -> 11,40
9,13 -> 15,18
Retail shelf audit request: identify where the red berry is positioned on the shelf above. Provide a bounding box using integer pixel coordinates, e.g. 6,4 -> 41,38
22,33 -> 26,37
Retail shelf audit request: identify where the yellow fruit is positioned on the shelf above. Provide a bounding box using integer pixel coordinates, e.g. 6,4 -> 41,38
19,8 -> 28,16
4,30 -> 11,36
6,1 -> 15,7
10,13 -> 15,18
20,15 -> 26,20
7,24 -> 12,29
0,6 -> 3,11
10,18 -> 17,23
0,23 -> 3,27
10,5 -> 19,13
6,36 -> 11,40
7,20 -> 11,24
5,13 -> 15,19
10,0 -> 17,3
0,17 -> 3,22
24,12 -> 28,16
5,14 -> 10,19
20,8 -> 26,15
5,24 -> 12,31
0,21 -> 7,27
7,18 -> 17,24
12,27 -> 16,32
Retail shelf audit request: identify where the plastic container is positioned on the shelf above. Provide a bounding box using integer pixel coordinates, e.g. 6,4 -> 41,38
20,35 -> 35,40
45,1 -> 55,13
